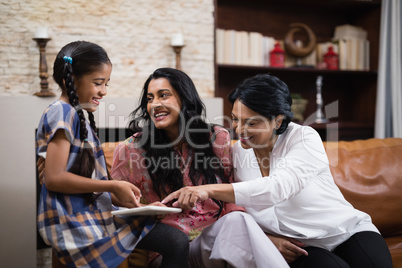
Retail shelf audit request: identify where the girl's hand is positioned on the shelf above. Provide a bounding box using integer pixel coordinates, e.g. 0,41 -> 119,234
266,233 -> 308,263
37,156 -> 45,185
148,201 -> 167,207
147,201 -> 168,221
162,186 -> 210,210
110,193 -> 142,208
111,181 -> 142,207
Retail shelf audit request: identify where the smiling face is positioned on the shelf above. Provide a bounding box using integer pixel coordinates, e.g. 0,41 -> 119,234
146,78 -> 182,139
232,99 -> 281,151
75,63 -> 111,113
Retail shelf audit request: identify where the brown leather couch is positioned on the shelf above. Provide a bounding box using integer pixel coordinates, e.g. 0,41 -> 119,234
102,138 -> 402,267
324,138 -> 402,267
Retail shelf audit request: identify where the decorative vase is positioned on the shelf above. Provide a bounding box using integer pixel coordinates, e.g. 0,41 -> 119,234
270,42 -> 285,67
323,45 -> 339,70
291,98 -> 308,122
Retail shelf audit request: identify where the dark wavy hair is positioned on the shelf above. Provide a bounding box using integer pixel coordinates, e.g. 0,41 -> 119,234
53,41 -> 111,204
130,67 -> 228,217
228,73 -> 293,135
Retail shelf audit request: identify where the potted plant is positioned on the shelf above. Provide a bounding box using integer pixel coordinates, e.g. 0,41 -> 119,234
291,93 -> 308,122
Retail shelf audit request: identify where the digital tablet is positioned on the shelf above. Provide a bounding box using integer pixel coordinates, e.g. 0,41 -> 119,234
111,206 -> 182,216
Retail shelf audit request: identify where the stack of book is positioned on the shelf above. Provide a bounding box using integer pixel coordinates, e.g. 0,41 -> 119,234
216,28 -> 276,66
331,24 -> 370,71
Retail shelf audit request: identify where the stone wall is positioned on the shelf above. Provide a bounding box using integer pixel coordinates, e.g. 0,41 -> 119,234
0,0 -> 215,98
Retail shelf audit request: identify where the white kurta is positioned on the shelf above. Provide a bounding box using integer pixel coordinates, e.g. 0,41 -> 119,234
232,122 -> 378,251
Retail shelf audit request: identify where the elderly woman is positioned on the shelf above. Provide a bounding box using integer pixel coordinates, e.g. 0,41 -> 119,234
163,73 -> 393,268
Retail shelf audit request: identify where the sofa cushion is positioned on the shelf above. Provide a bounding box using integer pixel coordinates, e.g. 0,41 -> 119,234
324,138 -> 402,238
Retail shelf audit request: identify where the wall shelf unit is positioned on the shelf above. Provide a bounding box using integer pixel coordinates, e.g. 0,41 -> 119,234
214,0 -> 381,141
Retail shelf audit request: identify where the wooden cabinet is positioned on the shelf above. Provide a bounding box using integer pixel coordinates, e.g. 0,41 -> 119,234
214,0 -> 381,141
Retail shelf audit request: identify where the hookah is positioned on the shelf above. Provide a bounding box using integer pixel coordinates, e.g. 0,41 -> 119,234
314,75 -> 328,124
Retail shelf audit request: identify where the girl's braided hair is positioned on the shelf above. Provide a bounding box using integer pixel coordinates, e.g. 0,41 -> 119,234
53,41 -> 111,204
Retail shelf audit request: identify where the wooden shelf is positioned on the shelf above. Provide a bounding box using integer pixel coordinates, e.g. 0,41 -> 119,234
218,64 -> 378,76
214,0 -> 381,141
306,121 -> 374,141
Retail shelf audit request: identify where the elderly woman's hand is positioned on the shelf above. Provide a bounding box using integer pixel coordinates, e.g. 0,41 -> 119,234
266,233 -> 308,263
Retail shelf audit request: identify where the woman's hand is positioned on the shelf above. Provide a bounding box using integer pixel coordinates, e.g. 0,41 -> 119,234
162,186 -> 210,210
111,181 -> 142,207
266,233 -> 308,263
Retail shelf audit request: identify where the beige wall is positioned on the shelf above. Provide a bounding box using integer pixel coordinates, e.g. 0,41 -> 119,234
0,0 -> 215,98
0,1 -> 215,266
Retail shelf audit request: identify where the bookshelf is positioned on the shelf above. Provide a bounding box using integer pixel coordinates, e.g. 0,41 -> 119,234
214,0 -> 382,141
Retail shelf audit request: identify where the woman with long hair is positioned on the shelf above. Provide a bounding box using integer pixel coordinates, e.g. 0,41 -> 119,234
111,68 -> 287,267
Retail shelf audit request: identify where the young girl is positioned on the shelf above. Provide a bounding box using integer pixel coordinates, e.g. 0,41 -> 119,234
111,67 -> 288,267
36,41 -> 188,268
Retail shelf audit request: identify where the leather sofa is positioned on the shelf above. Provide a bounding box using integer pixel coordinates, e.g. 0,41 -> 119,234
102,138 -> 402,267
324,138 -> 402,267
